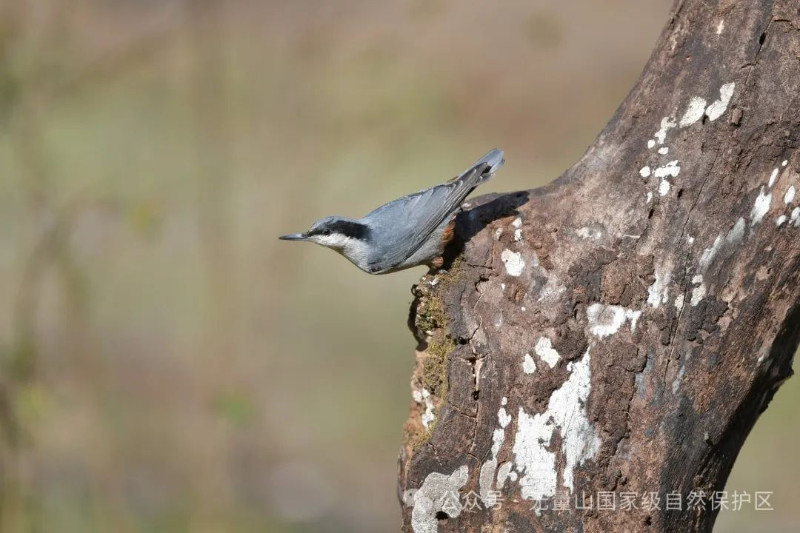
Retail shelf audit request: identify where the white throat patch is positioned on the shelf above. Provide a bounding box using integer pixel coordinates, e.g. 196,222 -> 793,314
310,233 -> 370,269
311,233 -> 351,250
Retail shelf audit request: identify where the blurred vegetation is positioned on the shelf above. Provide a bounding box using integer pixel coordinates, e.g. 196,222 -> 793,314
0,1 -> 795,532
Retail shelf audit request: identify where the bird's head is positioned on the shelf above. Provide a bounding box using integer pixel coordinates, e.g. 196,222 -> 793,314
279,216 -> 369,251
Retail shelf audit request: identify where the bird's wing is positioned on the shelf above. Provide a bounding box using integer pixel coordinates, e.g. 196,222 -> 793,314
363,150 -> 503,270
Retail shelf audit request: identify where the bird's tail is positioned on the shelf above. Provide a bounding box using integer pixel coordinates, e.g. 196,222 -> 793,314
472,148 -> 504,181
447,148 -> 504,192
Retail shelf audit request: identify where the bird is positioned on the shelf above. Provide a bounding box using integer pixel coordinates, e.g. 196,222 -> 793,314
279,149 -> 504,274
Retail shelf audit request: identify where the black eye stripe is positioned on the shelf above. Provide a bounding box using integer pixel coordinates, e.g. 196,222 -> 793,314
333,221 -> 369,240
314,220 -> 369,240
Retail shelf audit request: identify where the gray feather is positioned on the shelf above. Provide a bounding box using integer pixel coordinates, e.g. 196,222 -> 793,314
360,148 -> 504,271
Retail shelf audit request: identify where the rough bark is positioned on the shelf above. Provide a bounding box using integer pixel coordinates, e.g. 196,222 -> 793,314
399,1 -> 800,531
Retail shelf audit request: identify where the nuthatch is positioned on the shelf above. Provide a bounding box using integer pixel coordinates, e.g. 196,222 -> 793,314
279,149 -> 504,274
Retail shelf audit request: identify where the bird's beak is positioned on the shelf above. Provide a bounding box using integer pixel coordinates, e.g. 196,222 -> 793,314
279,232 -> 309,241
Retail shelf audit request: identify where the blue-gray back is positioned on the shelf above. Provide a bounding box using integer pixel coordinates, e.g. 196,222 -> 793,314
360,149 -> 503,271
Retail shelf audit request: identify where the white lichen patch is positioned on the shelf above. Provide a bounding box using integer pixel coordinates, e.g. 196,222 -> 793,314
501,249 -> 525,277
750,187 -> 772,226
784,186 -> 795,204
727,217 -> 746,245
409,465 -> 469,533
672,363 -> 686,394
674,293 -> 685,312
523,353 -> 536,374
576,226 -> 603,240
705,82 -> 735,122
654,116 -> 677,145
513,408 -> 556,501
534,276 -> 567,305
512,350 -> 600,500
586,304 -> 641,338
413,388 -> 436,429
776,215 -> 787,227
698,218 -> 745,272
510,220 -> 524,241
647,269 -> 671,308
650,161 -> 680,197
690,285 -> 706,306
479,399 -> 512,507
654,160 -> 681,179
641,84 -> 734,202
791,207 -> 800,227
496,462 -> 514,489
699,234 -> 723,272
782,160 -> 789,167
498,403 -> 511,431
494,227 -> 503,240
690,275 -> 706,306
534,337 -> 561,368
768,168 -> 780,188
646,191 -> 653,203
716,20 -> 725,35
680,96 -> 708,127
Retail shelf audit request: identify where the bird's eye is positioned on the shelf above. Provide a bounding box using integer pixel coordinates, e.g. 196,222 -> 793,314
321,229 -> 331,236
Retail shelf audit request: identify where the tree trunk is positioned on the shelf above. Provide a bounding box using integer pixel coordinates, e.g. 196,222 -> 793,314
398,1 -> 800,531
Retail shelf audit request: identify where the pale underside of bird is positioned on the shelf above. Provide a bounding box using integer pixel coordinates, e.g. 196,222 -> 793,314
279,148 -> 504,274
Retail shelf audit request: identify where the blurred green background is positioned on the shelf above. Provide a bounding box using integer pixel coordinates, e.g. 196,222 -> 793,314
0,1 -> 796,531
